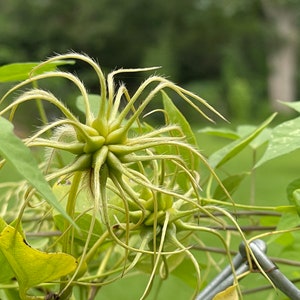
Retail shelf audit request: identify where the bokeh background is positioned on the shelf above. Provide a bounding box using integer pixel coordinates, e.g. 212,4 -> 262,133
1,2 -> 300,299
1,0 -> 300,126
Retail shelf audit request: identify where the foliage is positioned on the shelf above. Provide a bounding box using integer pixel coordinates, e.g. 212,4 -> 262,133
0,54 -> 300,300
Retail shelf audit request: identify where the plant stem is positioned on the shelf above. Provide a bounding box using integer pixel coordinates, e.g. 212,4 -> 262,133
207,225 -> 276,231
62,171 -> 81,254
201,198 -> 295,212
250,149 -> 257,206
84,231 -> 110,265
32,81 -> 49,126
197,210 -> 281,218
60,172 -> 82,299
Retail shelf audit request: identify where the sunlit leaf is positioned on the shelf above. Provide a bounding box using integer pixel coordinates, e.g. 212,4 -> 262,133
0,226 -> 77,299
0,117 -> 74,225
212,284 -> 239,300
0,61 -> 75,82
0,218 -> 7,232
256,116 -> 300,168
209,113 -> 276,168
0,218 -> 15,284
213,173 -> 247,201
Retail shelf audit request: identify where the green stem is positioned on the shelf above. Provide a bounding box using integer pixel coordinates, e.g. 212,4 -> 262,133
59,172 -> 82,299
84,231 -> 110,265
62,172 -> 82,254
32,80 -> 49,126
250,148 -> 257,206
201,198 -> 296,212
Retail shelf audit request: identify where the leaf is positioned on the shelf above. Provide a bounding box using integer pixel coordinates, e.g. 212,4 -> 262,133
199,127 -> 240,140
293,190 -> 300,215
172,257 -> 199,289
76,94 -> 101,117
52,178 -> 104,246
162,91 -> 198,148
213,173 -> 247,201
55,214 -> 104,247
236,125 -> 271,150
209,113 -> 276,168
0,226 -> 78,299
212,284 -> 239,300
286,178 -> 300,214
1,289 -> 22,300
0,61 -> 75,82
0,217 -> 7,232
268,212 -> 300,244
0,218 -> 15,284
256,116 -> 300,168
0,117 -> 74,225
162,91 -> 200,189
279,100 -> 300,113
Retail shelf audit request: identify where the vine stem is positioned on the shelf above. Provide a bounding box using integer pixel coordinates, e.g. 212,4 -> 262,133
62,172 -> 82,254
59,172 -> 82,300
32,80 -> 49,127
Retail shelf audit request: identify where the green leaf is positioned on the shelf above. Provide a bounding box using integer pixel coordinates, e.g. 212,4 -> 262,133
172,257 -> 199,289
268,212 -> 299,244
256,116 -> 300,167
287,178 -> 300,209
52,178 -> 104,247
0,289 -> 22,300
0,218 -> 7,232
213,173 -> 247,201
293,189 -> 300,215
162,91 -> 198,148
0,117 -> 74,224
162,91 -> 200,189
55,213 -> 103,247
236,125 -> 271,150
200,126 -> 271,150
241,128 -> 272,150
198,127 -> 240,140
0,226 -> 77,299
76,94 -> 101,117
0,61 -> 75,82
0,218 -> 15,284
209,113 -> 277,168
278,100 -> 300,113
212,284 -> 238,300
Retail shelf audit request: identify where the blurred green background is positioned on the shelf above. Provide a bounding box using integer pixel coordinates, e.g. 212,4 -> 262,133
1,1 -> 300,299
1,0 -> 300,126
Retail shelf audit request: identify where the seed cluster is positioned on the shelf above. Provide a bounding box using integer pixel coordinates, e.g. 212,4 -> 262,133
0,53 -> 236,299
